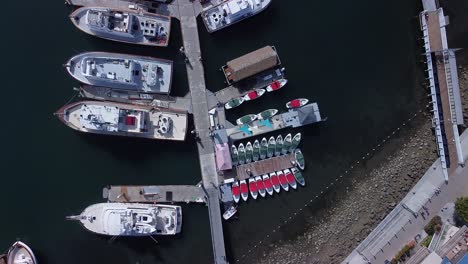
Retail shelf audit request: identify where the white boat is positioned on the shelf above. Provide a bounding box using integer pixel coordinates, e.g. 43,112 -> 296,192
290,133 -> 302,152
283,168 -> 297,189
267,136 -> 276,158
255,176 -> 266,197
231,181 -> 240,203
262,174 -> 274,196
291,167 -> 305,187
266,78 -> 288,92
276,170 -> 289,191
225,97 -> 244,110
231,145 -> 239,166
240,180 -> 249,201
245,142 -> 253,163
238,143 -> 246,165
257,109 -> 278,120
248,178 -> 258,199
295,149 -> 305,170
252,140 -> 260,161
67,203 -> 182,236
286,98 -> 309,109
269,172 -> 281,193
236,114 -> 257,125
7,241 -> 38,264
275,135 -> 283,156
282,133 -> 292,154
242,89 -> 266,101
223,206 -> 237,220
260,137 -> 268,159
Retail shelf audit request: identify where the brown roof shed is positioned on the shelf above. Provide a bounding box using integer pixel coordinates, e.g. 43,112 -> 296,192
225,46 -> 278,83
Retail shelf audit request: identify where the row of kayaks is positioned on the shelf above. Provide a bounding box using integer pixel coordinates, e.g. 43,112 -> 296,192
224,79 -> 288,110
231,168 -> 305,202
231,133 -> 302,166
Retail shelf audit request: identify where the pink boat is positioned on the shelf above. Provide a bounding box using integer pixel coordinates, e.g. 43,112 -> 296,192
240,180 -> 248,201
266,78 -> 288,92
255,176 -> 266,197
243,88 -> 266,101
269,172 -> 281,193
231,181 -> 240,203
277,170 -> 289,191
262,174 -> 274,196
248,178 -> 258,199
283,168 -> 297,189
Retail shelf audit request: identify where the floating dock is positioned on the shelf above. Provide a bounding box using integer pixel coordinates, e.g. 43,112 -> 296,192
235,153 -> 297,180
103,185 -> 207,203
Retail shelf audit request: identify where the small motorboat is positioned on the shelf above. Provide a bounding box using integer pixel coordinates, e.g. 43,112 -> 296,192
231,145 -> 238,166
245,142 -> 253,163
255,176 -> 266,198
231,181 -> 240,203
290,133 -> 302,152
260,138 -> 268,159
266,78 -> 288,92
225,97 -> 244,110
257,109 -> 278,120
286,98 -> 309,109
275,135 -> 283,156
238,143 -> 246,165
240,180 -> 249,201
269,172 -> 281,193
291,167 -> 305,187
282,133 -> 292,155
223,205 -> 237,220
252,140 -> 260,162
262,174 -> 274,196
236,114 -> 257,125
7,241 -> 38,264
243,88 -> 266,101
267,136 -> 276,158
295,149 -> 305,170
277,170 -> 289,191
284,168 -> 297,189
248,178 -> 258,199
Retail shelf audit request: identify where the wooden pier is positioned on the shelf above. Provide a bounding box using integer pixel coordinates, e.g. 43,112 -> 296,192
103,185 -> 206,203
236,153 -> 297,180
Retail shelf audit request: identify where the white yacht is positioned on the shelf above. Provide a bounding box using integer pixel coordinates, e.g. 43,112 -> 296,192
67,203 -> 182,236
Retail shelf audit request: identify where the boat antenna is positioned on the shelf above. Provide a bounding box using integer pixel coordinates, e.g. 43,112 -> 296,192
148,236 -> 159,245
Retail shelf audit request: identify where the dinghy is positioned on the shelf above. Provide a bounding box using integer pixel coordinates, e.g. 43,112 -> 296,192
284,168 -> 297,189
238,143 -> 246,165
248,178 -> 258,199
286,98 -> 309,109
236,114 -> 257,125
223,205 -> 237,220
225,97 -> 244,110
260,138 -> 268,159
267,136 -> 276,158
262,174 -> 274,196
269,172 -> 281,193
240,180 -> 248,201
231,145 -> 238,166
252,140 -> 260,162
231,181 -> 240,203
295,149 -> 305,170
245,142 -> 253,163
257,109 -> 278,120
243,88 -> 266,101
291,167 -> 305,187
282,133 -> 292,155
277,170 -> 289,191
266,78 -> 288,92
275,135 -> 283,156
255,176 -> 266,197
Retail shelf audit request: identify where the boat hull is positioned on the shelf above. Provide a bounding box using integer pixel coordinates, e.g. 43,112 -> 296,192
7,241 -> 37,264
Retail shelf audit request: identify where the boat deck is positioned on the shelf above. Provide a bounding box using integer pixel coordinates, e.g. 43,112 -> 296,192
235,153 -> 296,180
103,185 -> 207,203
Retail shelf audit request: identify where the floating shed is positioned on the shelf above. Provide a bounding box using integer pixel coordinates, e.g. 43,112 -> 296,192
222,46 -> 280,85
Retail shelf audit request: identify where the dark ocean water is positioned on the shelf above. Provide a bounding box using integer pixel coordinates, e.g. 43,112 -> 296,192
0,0 -> 423,263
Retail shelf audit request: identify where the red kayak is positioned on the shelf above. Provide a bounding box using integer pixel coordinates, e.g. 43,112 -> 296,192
262,174 -> 274,196
231,181 -> 240,203
277,170 -> 289,191
286,98 -> 309,109
255,176 -> 266,197
243,89 -> 266,101
240,180 -> 248,201
269,172 -> 281,193
248,178 -> 258,199
283,168 -> 297,189
266,78 -> 288,92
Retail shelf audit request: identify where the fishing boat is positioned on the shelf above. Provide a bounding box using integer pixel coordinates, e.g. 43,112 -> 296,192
284,168 -> 297,189
266,78 -> 288,92
295,149 -> 305,170
67,203 -> 182,236
252,140 -> 260,162
291,167 -> 305,187
236,114 -> 257,125
277,170 -> 289,191
269,172 -> 281,193
55,101 -> 188,141
290,133 -> 302,152
282,133 -> 292,155
231,145 -> 239,166
286,98 -> 309,109
7,241 -> 37,264
225,97 -> 244,110
248,178 -> 258,199
70,7 -> 171,47
255,176 -> 266,198
240,180 -> 249,201
262,174 -> 274,196
267,136 -> 276,158
231,181 -> 240,203
201,0 -> 272,33
275,134 -> 283,156
257,109 -> 278,120
245,142 -> 253,163
242,89 -> 266,101
223,206 -> 237,220
238,143 -> 246,165
260,138 -> 268,159
65,52 -> 173,94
